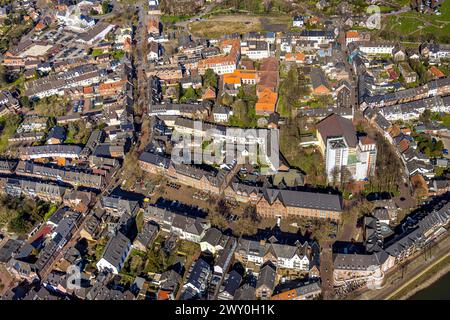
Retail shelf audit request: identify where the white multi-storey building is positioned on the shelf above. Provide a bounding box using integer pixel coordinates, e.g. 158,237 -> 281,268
317,114 -> 377,183
357,42 -> 395,55
56,6 -> 96,33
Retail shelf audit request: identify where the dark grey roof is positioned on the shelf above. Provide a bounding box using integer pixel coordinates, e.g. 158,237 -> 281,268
201,228 -> 224,247
174,117 -> 227,134
51,211 -> 81,247
294,282 -> 321,297
23,286 -> 64,300
220,270 -> 242,297
0,159 -> 18,173
333,252 -> 387,270
185,258 -> 210,292
160,269 -> 182,291
300,30 -> 334,38
47,207 -> 68,226
5,178 -> 67,198
212,105 -> 231,115
134,222 -> 159,249
256,264 -> 276,290
384,228 -> 423,258
101,232 -> 131,269
138,152 -> 170,169
263,188 -> 343,212
15,160 -> 104,189
0,239 -> 23,263
46,126 -> 66,142
20,145 -> 82,157
81,130 -> 105,156
171,162 -> 226,188
214,237 -> 237,272
310,67 -> 330,91
234,283 -> 256,300
101,195 -> 139,215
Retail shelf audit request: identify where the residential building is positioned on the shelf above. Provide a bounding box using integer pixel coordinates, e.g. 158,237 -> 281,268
310,68 -> 331,95
293,16 -> 304,27
212,106 -> 232,123
145,204 -> 210,243
234,283 -> 256,300
213,237 -> 237,277
96,232 -> 131,274
15,160 -> 104,189
4,178 -> 68,202
180,258 -> 211,300
316,114 -> 377,182
0,159 -> 18,174
56,6 -> 96,32
101,195 -> 140,217
256,188 -> 343,221
240,40 -> 272,60
255,263 -> 276,299
46,126 -> 66,145
271,282 -> 322,300
200,228 -> 230,254
235,237 -> 316,272
198,39 -> 240,75
333,251 -> 394,288
217,270 -> 242,300
356,42 -> 395,55
148,41 -> 160,61
24,64 -> 104,99
133,222 -> 159,252
398,62 -> 417,84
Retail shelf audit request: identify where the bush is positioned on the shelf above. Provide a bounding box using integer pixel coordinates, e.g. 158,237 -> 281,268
0,113 -> 21,153
0,195 -> 52,235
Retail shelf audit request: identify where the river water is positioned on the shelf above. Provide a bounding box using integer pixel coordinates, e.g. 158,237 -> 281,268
409,271 -> 450,300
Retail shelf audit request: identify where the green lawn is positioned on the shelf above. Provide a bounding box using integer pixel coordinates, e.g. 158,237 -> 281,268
43,204 -> 58,221
161,14 -> 193,24
0,114 -> 20,154
92,48 -> 104,57
382,0 -> 450,41
379,6 -> 395,13
136,210 -> 144,233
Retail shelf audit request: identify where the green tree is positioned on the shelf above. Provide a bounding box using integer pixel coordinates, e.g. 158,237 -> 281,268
102,1 -> 112,14
228,99 -> 255,127
180,86 -> 198,102
442,114 -> 450,127
221,92 -> 234,107
203,68 -> 218,90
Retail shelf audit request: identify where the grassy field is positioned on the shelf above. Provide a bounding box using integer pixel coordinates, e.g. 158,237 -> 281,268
0,114 -> 20,154
189,14 -> 291,38
161,14 -> 194,24
381,0 -> 450,42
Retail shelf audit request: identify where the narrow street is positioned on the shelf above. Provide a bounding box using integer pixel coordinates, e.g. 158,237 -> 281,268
319,241 -> 335,300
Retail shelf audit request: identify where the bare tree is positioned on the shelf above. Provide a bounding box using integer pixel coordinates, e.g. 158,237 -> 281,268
330,166 -> 341,187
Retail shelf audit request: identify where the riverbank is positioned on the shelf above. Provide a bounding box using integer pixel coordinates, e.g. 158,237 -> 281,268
387,251 -> 450,300
409,269 -> 450,300
352,232 -> 450,300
